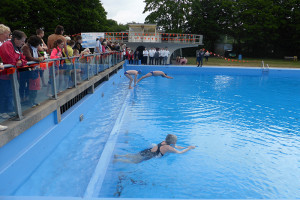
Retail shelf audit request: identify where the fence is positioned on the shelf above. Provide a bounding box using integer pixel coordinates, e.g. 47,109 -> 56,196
104,32 -> 203,45
0,52 -> 123,123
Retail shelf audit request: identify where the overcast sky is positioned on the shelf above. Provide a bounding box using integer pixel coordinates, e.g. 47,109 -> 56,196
100,0 -> 150,24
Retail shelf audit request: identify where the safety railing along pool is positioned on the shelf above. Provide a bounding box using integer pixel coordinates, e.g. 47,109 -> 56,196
0,51 -> 124,147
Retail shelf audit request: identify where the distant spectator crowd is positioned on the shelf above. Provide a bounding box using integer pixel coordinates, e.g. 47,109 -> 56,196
125,47 -> 170,65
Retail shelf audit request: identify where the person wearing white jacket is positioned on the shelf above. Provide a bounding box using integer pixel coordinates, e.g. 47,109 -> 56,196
148,48 -> 155,65
164,48 -> 170,65
142,48 -> 149,65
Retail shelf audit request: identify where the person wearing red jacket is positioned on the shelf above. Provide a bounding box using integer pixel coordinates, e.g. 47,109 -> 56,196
0,24 -> 11,130
127,50 -> 134,64
0,30 -> 27,120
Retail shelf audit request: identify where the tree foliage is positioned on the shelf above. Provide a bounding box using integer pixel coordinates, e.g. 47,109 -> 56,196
0,0 -> 127,40
144,0 -> 191,33
143,0 -> 300,57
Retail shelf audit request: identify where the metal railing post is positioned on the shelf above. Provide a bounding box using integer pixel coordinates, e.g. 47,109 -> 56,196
87,57 -> 90,80
51,64 -> 58,99
10,71 -> 23,120
96,55 -> 99,74
73,60 -> 77,88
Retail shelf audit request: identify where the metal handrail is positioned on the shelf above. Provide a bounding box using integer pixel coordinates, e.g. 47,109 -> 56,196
103,31 -> 203,45
1,51 -> 123,69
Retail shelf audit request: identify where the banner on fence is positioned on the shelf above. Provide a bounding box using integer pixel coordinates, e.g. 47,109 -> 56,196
81,32 -> 105,48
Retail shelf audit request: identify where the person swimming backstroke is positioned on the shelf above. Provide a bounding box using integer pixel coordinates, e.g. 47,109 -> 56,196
114,134 -> 196,164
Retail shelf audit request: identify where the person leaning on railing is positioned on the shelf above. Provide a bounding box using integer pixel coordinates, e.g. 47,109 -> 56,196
47,39 -> 64,94
0,24 -> 11,71
0,24 -> 11,131
63,40 -> 76,88
73,35 -> 84,54
36,29 -> 48,87
22,35 -> 45,107
0,30 -> 27,128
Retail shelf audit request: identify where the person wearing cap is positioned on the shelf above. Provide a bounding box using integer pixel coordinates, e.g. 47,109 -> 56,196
114,134 -> 196,164
64,36 -> 71,42
124,70 -> 142,89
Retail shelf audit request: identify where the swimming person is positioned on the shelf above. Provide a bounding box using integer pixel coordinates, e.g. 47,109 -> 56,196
114,134 -> 196,164
124,70 -> 142,89
136,70 -> 173,84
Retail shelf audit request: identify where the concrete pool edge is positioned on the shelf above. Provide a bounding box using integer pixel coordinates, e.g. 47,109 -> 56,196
0,197 -> 297,200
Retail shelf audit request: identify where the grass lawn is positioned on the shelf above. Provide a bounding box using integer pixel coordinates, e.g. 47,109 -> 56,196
182,57 -> 300,68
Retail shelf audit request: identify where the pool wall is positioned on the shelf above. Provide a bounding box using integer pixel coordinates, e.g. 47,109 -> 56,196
1,64 -> 300,200
0,67 -> 125,196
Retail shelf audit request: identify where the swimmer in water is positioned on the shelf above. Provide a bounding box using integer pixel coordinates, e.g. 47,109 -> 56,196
136,70 -> 173,84
124,70 -> 142,89
114,134 -> 196,164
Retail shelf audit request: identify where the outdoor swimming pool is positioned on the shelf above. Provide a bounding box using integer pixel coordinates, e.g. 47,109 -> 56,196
1,66 -> 300,199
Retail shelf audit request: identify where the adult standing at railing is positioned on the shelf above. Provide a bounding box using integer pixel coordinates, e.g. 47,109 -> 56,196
22,35 -> 45,107
36,29 -> 48,87
94,37 -> 104,53
0,24 -> 11,70
36,29 -> 48,53
0,30 -> 27,123
47,25 -> 68,57
0,24 -> 11,130
73,35 -> 84,54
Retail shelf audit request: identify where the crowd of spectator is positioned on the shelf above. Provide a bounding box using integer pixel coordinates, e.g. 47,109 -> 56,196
125,47 -> 170,65
94,36 -> 122,54
0,24 -> 127,131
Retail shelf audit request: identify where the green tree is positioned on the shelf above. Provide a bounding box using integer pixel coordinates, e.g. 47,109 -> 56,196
186,0 -> 231,51
105,19 -> 128,32
143,0 -> 300,57
0,0 -> 30,34
143,0 -> 191,33
0,0 -> 120,38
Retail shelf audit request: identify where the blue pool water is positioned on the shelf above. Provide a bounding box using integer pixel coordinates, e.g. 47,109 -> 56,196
9,70 -> 300,198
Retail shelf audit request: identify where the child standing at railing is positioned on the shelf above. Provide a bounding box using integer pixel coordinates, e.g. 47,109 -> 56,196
63,40 -> 75,88
47,39 -> 63,96
22,35 -> 45,107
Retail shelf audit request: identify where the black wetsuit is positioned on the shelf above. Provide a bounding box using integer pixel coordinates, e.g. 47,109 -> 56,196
139,142 -> 164,161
